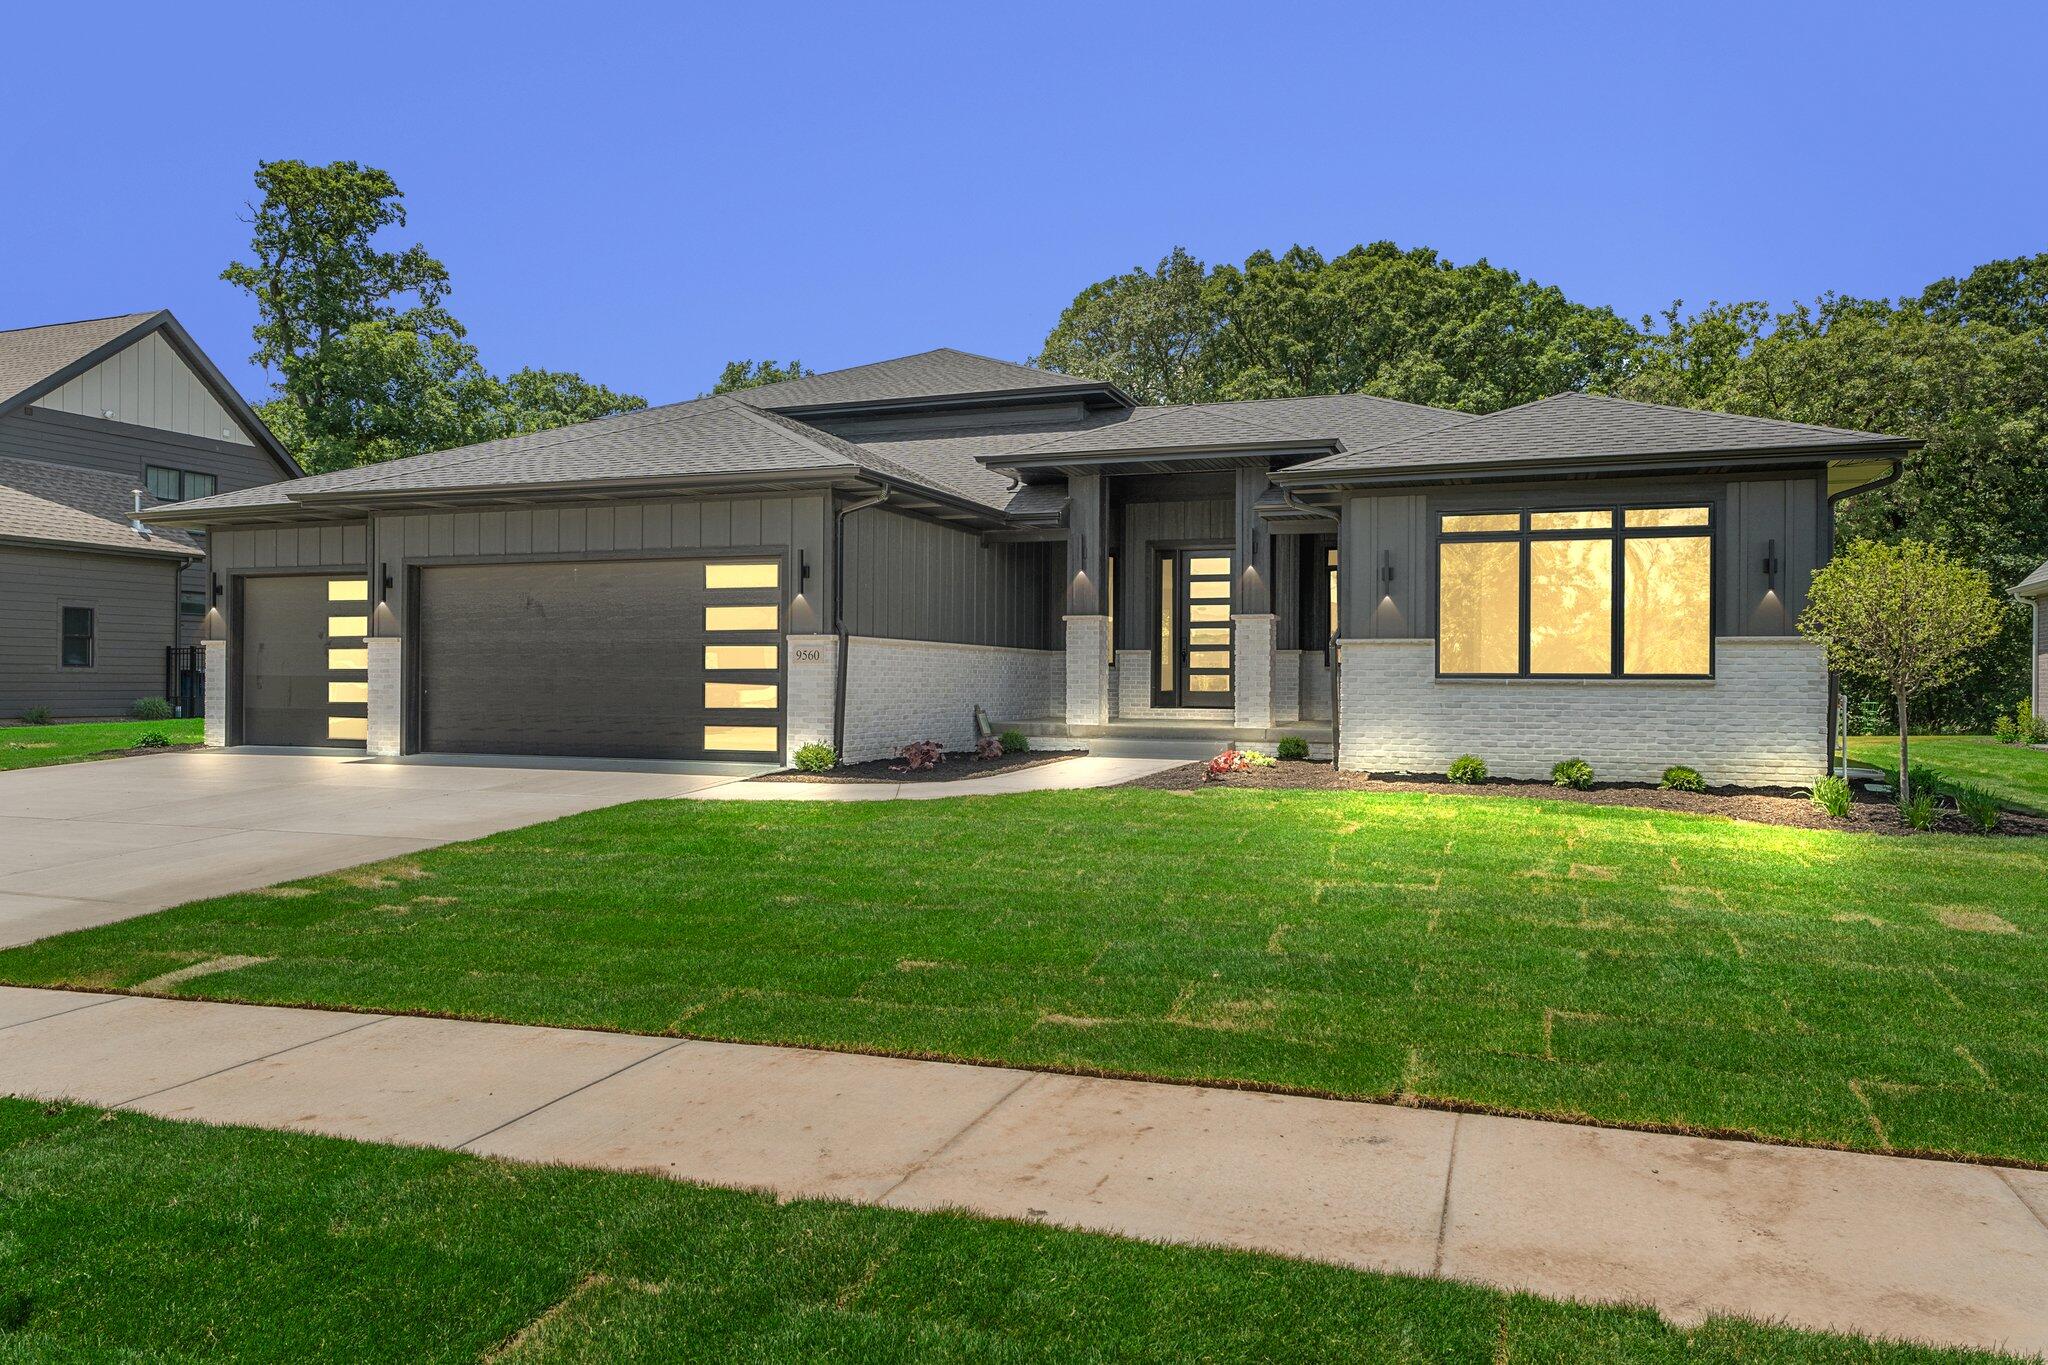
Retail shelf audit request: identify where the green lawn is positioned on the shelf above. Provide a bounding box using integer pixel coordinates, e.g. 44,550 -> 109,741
0,717 -> 202,772
1849,734 -> 2048,815
0,1098 -> 1994,1362
6,790 -> 2044,1166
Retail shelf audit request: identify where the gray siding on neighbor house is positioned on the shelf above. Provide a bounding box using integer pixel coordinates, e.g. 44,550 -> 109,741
0,544 -> 178,717
1338,473 -> 1826,642
842,505 -> 1061,649
30,329 -> 257,445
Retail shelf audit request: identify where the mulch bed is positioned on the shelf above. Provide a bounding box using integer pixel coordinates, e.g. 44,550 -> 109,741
753,748 -> 1086,784
1119,760 -> 2048,838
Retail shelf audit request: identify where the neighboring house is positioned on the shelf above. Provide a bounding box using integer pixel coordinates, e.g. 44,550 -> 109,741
144,349 -> 1914,784
2017,560 -> 2048,715
0,312 -> 297,718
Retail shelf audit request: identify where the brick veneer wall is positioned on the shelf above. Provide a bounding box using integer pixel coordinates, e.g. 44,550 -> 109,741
202,639 -> 227,746
842,636 -> 1063,763
366,637 -> 402,757
1336,636 -> 1828,786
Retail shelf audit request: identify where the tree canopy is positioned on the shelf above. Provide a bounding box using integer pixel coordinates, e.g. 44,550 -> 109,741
711,359 -> 811,394
224,160 -> 644,474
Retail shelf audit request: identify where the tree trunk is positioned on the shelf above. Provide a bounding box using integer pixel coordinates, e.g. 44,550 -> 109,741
1897,688 -> 1911,806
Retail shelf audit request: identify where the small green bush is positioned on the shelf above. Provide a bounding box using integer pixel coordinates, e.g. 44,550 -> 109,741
1551,757 -> 1595,790
1899,790 -> 1939,830
1243,749 -> 1277,768
1276,735 -> 1310,761
1952,785 -> 2000,833
1993,714 -> 2020,744
1907,763 -> 1943,801
2020,699 -> 2048,745
18,707 -> 52,726
1659,765 -> 1707,793
998,729 -> 1029,754
1808,775 -> 1853,818
134,731 -> 172,749
130,696 -> 175,721
793,742 -> 837,772
1446,754 -> 1487,784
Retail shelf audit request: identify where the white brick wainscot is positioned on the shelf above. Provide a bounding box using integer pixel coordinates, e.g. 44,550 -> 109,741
1336,637 -> 1828,787
842,636 -> 1063,764
201,639 -> 228,747
782,633 -> 839,766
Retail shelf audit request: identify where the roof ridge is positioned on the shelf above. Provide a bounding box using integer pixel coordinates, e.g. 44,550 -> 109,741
0,309 -> 160,339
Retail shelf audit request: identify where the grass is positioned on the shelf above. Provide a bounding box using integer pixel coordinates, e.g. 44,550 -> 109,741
0,1097 -> 1997,1362
0,717 -> 202,772
2,789 -> 2045,1166
1848,734 -> 2048,815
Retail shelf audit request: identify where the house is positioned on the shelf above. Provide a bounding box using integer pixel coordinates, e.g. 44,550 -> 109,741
2017,560 -> 2048,715
0,312 -> 297,718
141,349 -> 1915,784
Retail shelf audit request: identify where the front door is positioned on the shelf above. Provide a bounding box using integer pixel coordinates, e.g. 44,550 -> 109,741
1154,547 -> 1234,709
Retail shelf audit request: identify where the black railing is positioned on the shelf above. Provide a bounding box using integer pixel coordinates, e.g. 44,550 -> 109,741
166,645 -> 205,718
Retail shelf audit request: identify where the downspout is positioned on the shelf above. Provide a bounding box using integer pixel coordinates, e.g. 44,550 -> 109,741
831,487 -> 890,759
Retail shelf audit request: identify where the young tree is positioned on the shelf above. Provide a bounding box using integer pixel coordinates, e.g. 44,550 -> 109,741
711,359 -> 811,394
1799,540 -> 2006,804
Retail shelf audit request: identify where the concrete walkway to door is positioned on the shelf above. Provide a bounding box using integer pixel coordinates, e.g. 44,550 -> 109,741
0,985 -> 2042,1358
0,750 -> 748,948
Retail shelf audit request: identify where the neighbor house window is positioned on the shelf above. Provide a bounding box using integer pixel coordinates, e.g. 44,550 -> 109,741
145,466 -> 218,502
179,589 -> 207,619
1436,506 -> 1713,678
61,607 -> 94,667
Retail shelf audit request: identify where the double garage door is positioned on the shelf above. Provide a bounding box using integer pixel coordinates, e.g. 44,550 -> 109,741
240,557 -> 785,761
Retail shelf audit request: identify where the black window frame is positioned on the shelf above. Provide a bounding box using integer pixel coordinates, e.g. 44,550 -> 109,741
179,588 -> 208,619
145,466 -> 217,502
1434,503 -> 1716,682
60,606 -> 95,668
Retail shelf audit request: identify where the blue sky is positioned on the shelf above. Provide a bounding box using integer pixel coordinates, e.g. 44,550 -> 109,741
5,1 -> 2041,408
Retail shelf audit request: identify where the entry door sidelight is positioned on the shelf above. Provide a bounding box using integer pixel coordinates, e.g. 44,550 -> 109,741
1155,548 -> 1234,709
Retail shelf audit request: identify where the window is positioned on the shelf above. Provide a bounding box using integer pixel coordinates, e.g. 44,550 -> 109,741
60,607 -> 94,667
1105,552 -> 1116,665
179,589 -> 207,619
145,467 -> 217,502
1436,506 -> 1713,679
704,562 -> 778,589
1326,547 -> 1339,654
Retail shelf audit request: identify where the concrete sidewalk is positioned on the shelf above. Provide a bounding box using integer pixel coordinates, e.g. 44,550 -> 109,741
1,987 -> 2042,1357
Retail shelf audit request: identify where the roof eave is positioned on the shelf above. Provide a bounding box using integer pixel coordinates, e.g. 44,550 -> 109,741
1270,439 -> 1920,491
0,529 -> 197,561
982,440 -> 1342,472
758,381 -> 1137,419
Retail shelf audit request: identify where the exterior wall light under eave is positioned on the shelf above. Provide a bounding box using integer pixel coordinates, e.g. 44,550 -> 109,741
380,563 -> 394,602
211,572 -> 222,605
1380,549 -> 1396,596
1763,539 -> 1780,593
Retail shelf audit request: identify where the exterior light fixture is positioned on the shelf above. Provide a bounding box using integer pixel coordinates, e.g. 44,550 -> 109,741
797,549 -> 811,587
380,563 -> 394,600
1762,539 -> 1780,591
211,572 -> 222,604
1381,550 -> 1396,585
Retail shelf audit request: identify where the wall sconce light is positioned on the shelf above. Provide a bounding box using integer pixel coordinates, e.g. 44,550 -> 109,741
797,549 -> 811,588
1381,550 -> 1396,586
210,572 -> 222,605
1762,539 -> 1780,591
380,563 -> 394,601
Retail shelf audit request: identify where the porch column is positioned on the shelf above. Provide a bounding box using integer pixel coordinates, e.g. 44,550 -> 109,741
1064,472 -> 1111,727
366,637 -> 404,757
784,633 -> 839,764
1234,464 -> 1277,730
201,639 -> 227,747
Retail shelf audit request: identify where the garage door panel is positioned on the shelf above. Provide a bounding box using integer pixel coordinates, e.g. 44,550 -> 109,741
417,558 -> 784,761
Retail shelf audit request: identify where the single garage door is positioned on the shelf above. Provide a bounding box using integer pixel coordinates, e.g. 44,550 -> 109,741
415,557 -> 784,760
240,574 -> 370,748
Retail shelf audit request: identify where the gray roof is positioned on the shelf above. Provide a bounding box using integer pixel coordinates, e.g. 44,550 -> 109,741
732,348 -> 1124,411
996,392 -> 1462,463
2014,560 -> 2048,599
0,312 -> 160,413
0,454 -> 200,558
1282,391 -> 1912,481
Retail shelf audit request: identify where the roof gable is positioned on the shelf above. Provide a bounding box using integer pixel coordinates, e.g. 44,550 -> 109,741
0,313 -> 159,414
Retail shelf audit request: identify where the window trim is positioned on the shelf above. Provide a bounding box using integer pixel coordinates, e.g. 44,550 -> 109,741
144,465 -> 217,502
1434,503 -> 1716,682
60,605 -> 95,668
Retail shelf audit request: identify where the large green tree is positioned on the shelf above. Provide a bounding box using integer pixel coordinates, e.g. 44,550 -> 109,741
711,359 -> 812,394
1037,242 -> 1638,411
224,160 -> 643,473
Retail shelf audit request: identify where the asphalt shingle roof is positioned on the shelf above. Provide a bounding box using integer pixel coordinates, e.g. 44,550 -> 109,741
731,348 -> 1116,411
1284,391 -> 1910,479
0,312 -> 159,412
2014,559 -> 2048,598
999,392 -> 1462,461
0,455 -> 199,557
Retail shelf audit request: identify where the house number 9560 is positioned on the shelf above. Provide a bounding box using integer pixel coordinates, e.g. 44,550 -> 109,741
792,648 -> 822,663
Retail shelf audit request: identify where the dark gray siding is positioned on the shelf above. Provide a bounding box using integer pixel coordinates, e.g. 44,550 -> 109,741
0,545 -> 177,717
1339,473 -> 1825,641
842,506 -> 1060,649
1112,480 -> 1232,651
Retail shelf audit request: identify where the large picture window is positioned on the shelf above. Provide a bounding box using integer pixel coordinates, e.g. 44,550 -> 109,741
1436,506 -> 1713,679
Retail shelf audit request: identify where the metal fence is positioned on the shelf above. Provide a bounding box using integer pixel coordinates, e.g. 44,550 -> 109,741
165,645 -> 205,718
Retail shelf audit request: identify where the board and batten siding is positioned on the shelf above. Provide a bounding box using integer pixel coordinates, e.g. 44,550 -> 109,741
30,329 -> 254,445
1338,474 -> 1826,643
842,505 -> 1060,650
1112,489 -> 1233,651
0,545 -> 178,717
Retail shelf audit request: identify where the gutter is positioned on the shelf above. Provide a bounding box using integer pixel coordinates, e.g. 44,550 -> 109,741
831,486 -> 890,759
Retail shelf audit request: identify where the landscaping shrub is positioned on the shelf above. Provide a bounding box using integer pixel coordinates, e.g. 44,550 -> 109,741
134,731 -> 172,749
1276,735 -> 1310,761
1447,755 -> 1487,784
2022,700 -> 2048,745
1995,714 -> 2020,743
18,707 -> 51,726
792,742 -> 837,772
130,697 -> 175,721
1808,775 -> 1853,819
1659,765 -> 1707,793
1206,749 -> 1250,778
998,729 -> 1029,754
1899,790 -> 1940,830
894,740 -> 945,772
974,736 -> 1003,760
1953,785 -> 2001,833
1244,749 -> 1277,768
1550,758 -> 1595,790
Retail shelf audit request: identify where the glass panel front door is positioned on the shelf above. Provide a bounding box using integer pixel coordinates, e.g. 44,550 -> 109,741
1155,548 -> 1233,708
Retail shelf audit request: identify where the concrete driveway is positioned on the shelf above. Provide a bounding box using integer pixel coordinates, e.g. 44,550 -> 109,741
0,750 -> 752,948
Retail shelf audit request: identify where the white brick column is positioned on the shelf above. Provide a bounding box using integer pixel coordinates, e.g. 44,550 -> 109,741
366,636 -> 404,757
1272,649 -> 1302,725
201,639 -> 227,747
1233,613 -> 1277,730
1064,615 -> 1110,727
784,633 -> 838,764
